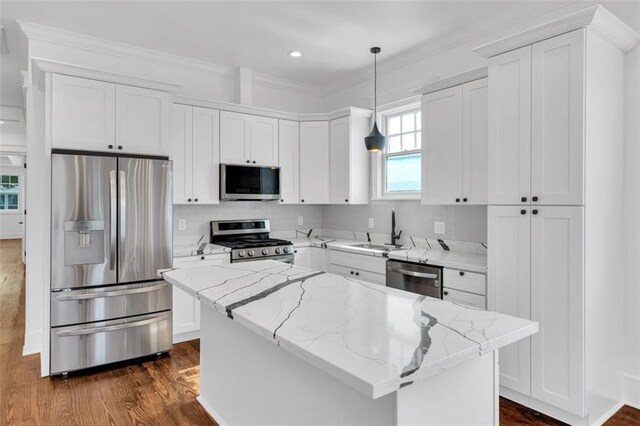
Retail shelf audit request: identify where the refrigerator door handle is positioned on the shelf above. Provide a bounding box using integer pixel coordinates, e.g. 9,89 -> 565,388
109,170 -> 117,271
119,169 -> 126,265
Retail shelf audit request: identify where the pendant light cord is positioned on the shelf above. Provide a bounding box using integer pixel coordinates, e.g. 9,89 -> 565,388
373,51 -> 377,116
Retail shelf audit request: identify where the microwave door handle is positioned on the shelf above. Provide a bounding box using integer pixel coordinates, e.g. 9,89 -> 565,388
388,266 -> 439,280
109,170 -> 117,271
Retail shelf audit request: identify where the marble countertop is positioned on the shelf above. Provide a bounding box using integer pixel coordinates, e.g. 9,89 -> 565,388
388,247 -> 488,273
173,243 -> 230,258
162,260 -> 536,399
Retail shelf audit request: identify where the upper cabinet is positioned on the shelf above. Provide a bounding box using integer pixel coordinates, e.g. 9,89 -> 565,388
51,74 -> 172,156
172,104 -> 220,204
421,77 -> 488,205
52,75 -> 116,152
278,120 -> 300,204
220,111 -> 278,166
329,115 -> 370,204
299,121 -> 329,204
488,30 -> 584,205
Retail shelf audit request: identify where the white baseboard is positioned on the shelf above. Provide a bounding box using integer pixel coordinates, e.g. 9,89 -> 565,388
22,330 -> 42,355
623,373 -> 640,409
173,330 -> 199,344
196,396 -> 227,426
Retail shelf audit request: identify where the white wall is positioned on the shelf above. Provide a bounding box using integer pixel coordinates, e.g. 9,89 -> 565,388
0,122 -> 27,153
0,164 -> 24,239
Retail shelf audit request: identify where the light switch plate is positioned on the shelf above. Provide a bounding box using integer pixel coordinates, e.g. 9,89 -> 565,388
434,221 -> 445,235
368,218 -> 375,229
297,216 -> 303,226
178,219 -> 186,231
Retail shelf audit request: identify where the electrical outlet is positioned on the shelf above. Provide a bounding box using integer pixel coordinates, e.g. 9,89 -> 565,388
297,216 -> 303,226
368,218 -> 375,229
434,221 -> 445,235
178,219 -> 186,231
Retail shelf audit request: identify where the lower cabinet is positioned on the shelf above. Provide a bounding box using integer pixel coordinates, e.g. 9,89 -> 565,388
294,247 -> 327,271
294,247 -> 311,267
328,249 -> 386,285
172,254 -> 229,342
442,267 -> 486,309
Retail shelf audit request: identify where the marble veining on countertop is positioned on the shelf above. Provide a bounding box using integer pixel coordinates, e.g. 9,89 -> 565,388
162,260 -> 536,398
388,247 -> 488,273
173,242 -> 230,258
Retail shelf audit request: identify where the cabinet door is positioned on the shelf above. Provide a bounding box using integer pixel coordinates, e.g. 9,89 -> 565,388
531,30 -> 585,206
52,74 -> 116,152
250,116 -> 278,166
299,121 -> 329,204
192,107 -> 220,204
530,206 -> 585,415
115,85 -> 171,156
310,247 -> 327,272
421,86 -> 463,205
488,206 -> 531,395
488,46 -> 532,205
329,116 -> 350,204
294,247 -> 311,268
171,105 -> 193,204
220,111 -> 250,165
463,78 -> 488,205
443,288 -> 486,309
278,120 -> 300,204
172,286 -> 200,340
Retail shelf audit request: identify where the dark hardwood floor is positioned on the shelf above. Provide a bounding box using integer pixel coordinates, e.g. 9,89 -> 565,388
1,238 -> 638,425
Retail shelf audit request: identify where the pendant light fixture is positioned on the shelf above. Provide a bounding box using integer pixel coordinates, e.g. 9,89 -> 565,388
364,46 -> 386,152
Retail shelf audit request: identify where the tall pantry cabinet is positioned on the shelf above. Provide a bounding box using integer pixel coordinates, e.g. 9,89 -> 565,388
477,6 -> 639,424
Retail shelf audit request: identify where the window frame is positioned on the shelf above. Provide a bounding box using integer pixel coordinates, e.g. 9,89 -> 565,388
0,173 -> 21,213
371,98 -> 422,201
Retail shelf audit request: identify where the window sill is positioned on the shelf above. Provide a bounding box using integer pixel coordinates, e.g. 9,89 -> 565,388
371,194 -> 421,202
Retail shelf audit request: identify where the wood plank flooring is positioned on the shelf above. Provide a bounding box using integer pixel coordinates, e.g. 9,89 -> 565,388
1,238 -> 638,425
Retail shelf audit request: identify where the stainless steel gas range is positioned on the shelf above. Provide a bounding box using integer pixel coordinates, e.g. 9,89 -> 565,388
210,219 -> 294,263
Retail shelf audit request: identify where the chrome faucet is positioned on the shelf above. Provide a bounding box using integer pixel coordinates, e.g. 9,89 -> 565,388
390,208 -> 402,246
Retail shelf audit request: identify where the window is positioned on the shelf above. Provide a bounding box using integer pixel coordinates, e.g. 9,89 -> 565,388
383,109 -> 421,194
0,174 -> 19,211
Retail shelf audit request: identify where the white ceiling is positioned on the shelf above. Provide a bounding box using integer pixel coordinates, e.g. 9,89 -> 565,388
0,1 -> 636,109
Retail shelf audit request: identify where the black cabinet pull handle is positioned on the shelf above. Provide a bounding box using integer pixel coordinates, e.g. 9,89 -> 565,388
108,144 -> 114,149
117,145 -> 123,150
459,271 -> 465,276
521,209 -> 526,215
521,197 -> 527,202
463,198 -> 468,202
532,196 -> 539,202
187,198 -> 192,202
455,198 -> 460,202
532,209 -> 539,215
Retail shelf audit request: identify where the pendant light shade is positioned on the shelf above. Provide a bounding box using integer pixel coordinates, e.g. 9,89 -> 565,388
365,46 -> 386,152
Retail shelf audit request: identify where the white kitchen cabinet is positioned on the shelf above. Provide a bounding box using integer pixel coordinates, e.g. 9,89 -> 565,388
299,121 -> 329,204
172,254 -> 229,341
115,84 -> 172,156
278,120 -> 300,204
329,115 -> 370,204
488,206 -> 532,396
51,74 -> 116,152
443,288 -> 486,309
310,247 -> 327,272
172,105 -> 220,204
531,31 -> 585,206
328,249 -> 386,284
294,247 -> 311,267
530,206 -> 584,414
443,268 -> 486,296
330,264 -> 385,286
421,79 -> 488,205
487,46 -> 532,205
220,111 -> 278,166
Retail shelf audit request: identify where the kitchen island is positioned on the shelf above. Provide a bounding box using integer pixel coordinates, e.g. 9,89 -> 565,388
162,260 -> 537,426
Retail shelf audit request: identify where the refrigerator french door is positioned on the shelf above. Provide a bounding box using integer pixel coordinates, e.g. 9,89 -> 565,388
50,151 -> 173,374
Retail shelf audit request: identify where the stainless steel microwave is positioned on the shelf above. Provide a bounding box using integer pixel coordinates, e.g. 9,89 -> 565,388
220,164 -> 280,201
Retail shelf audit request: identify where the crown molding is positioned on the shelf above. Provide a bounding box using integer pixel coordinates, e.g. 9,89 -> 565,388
473,5 -> 640,58
253,72 -> 322,97
412,67 -> 488,96
31,58 -> 182,93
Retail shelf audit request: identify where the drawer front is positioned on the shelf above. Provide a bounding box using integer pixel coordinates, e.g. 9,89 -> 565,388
173,254 -> 229,268
328,250 -> 386,275
51,280 -> 172,327
330,264 -> 386,286
443,288 -> 486,309
50,311 -> 172,374
443,268 -> 486,295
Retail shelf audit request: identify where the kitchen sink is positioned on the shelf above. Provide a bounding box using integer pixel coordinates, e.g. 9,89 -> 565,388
349,243 -> 395,252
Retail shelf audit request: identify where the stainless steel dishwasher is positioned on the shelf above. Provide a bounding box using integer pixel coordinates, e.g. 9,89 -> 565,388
386,260 -> 443,299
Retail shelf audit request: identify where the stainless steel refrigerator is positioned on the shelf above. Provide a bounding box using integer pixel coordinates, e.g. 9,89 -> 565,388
50,151 -> 173,374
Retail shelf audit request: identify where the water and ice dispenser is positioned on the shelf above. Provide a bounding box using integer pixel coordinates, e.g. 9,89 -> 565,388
64,220 -> 105,265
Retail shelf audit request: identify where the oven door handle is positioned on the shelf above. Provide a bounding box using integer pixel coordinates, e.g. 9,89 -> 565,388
388,266 -> 439,281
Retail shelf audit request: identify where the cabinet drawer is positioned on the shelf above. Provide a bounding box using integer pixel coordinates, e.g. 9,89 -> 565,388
443,268 -> 486,295
443,288 -> 486,309
330,264 -> 385,286
328,250 -> 386,275
173,254 -> 229,268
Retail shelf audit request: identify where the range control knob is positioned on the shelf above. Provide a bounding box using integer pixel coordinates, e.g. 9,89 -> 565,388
283,246 -> 290,253
238,250 -> 246,258
248,250 -> 255,257
262,249 -> 269,256
275,247 -> 281,254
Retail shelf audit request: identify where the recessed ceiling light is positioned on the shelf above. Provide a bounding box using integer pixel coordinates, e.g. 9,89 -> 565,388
0,121 -> 5,125
288,51 -> 302,58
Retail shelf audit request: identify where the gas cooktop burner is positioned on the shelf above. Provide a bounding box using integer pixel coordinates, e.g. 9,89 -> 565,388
210,219 -> 294,263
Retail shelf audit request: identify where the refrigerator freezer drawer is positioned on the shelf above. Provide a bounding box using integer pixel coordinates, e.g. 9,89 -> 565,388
50,311 -> 172,375
50,280 -> 172,327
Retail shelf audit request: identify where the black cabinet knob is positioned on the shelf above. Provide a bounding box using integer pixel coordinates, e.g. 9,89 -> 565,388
355,272 -> 360,276
463,198 -> 468,202
108,144 -> 114,149
455,198 -> 460,203
187,198 -> 192,202
280,199 -> 284,202
301,199 -> 305,203
532,209 -> 539,215
345,199 -> 348,203
521,197 -> 527,202
200,256 -> 205,260
194,198 -> 198,202
252,160 -> 256,164
444,291 -> 449,296
459,271 -> 465,276
350,271 -> 354,275
246,160 -> 250,163
117,145 -> 123,150
532,196 -> 539,202
521,209 -> 526,215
